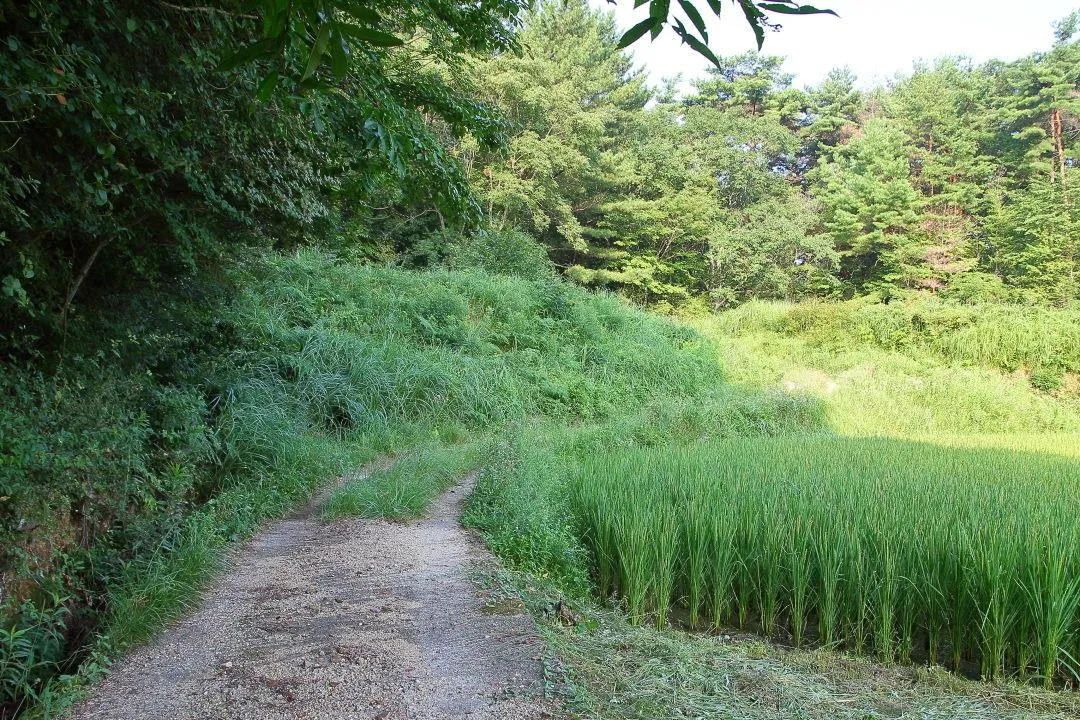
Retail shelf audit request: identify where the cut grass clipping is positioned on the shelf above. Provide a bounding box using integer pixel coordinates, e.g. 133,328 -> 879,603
573,436 -> 1080,687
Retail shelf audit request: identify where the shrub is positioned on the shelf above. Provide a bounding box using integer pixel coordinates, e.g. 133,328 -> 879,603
443,227 -> 556,280
941,272 -> 1010,305
1030,366 -> 1066,393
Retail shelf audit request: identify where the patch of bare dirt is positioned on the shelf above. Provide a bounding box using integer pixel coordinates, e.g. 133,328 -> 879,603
71,465 -> 559,720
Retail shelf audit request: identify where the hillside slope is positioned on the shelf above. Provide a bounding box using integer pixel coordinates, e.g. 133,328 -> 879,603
2,251 -> 811,715
8,255 -> 1080,718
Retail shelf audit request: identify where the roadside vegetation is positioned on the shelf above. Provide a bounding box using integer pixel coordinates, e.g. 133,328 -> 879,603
3,249 -> 817,716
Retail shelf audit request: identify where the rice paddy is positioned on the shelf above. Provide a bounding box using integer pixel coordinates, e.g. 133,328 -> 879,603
572,436 -> 1080,687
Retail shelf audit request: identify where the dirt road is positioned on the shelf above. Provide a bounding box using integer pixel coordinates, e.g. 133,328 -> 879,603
72,466 -> 558,720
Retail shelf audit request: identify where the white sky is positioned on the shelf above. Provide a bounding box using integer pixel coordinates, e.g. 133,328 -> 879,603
593,0 -> 1078,90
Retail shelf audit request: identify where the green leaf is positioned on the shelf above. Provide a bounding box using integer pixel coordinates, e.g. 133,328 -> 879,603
329,35 -> 349,81
617,17 -> 659,49
302,23 -> 332,81
649,0 -> 670,39
338,2 -> 381,25
217,38 -> 280,72
738,0 -> 765,49
298,2 -> 321,26
264,7 -> 289,39
649,0 -> 671,23
256,71 -> 279,102
672,19 -> 722,68
758,2 -> 837,16
678,0 -> 708,42
126,18 -> 138,33
337,23 -> 404,47
2,276 -> 25,300
705,0 -> 724,17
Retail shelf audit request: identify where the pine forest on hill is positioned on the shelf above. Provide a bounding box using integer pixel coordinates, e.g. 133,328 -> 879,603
452,2 -> 1080,310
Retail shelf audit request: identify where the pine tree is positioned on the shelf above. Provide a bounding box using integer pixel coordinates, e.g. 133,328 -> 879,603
810,117 -> 922,293
888,58 -> 992,289
977,20 -> 1078,297
466,0 -> 649,257
985,178 -> 1079,303
799,67 -> 863,178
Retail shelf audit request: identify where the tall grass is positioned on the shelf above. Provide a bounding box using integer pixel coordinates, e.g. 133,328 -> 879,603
708,299 -> 1080,380
698,314 -> 1080,439
323,439 -> 480,520
573,437 -> 1080,686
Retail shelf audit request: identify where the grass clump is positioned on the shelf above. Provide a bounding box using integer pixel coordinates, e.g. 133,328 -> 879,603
324,438 -> 481,520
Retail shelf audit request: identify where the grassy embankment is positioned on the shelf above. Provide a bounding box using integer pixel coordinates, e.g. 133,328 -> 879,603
11,249 -> 811,717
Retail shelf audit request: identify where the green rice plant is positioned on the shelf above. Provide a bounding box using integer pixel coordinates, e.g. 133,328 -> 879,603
871,535 -> 899,661
705,502 -> 737,632
895,575 -> 919,664
843,528 -> 871,655
970,527 -> 1020,681
570,436 -> 1080,685
753,496 -> 786,638
731,523 -> 757,630
945,525 -> 975,672
577,482 -> 619,599
649,503 -> 680,629
786,516 -> 814,647
615,504 -> 654,625
682,492 -> 711,630
1023,537 -> 1080,688
810,521 -> 844,647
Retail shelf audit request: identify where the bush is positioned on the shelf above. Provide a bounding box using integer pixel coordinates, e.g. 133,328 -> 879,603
1030,366 -> 1065,393
419,227 -> 556,280
0,599 -> 70,713
940,272 -> 1010,304
461,228 -> 554,280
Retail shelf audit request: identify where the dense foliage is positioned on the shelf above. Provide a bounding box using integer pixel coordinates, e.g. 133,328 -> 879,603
460,3 -> 1079,307
0,0 -> 517,712
0,0 -> 521,351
